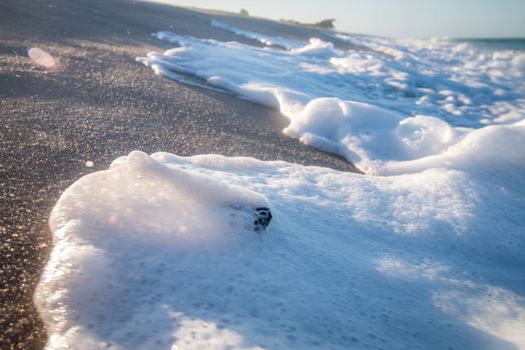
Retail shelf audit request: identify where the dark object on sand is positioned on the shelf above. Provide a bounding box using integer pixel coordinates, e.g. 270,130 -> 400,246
254,207 -> 272,232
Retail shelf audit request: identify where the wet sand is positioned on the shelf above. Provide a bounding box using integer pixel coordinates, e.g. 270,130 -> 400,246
0,0 -> 358,347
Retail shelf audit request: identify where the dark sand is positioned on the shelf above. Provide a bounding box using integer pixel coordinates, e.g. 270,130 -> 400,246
0,0 -> 358,347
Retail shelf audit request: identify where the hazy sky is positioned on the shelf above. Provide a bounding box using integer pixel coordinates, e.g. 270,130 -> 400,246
154,0 -> 525,38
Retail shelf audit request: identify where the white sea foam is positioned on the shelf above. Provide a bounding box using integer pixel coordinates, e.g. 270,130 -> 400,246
37,21 -> 525,350
36,149 -> 525,349
137,26 -> 525,173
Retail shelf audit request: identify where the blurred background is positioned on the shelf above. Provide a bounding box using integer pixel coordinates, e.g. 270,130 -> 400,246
147,0 -> 525,38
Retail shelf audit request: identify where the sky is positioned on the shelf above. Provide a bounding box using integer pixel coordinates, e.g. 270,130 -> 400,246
151,0 -> 525,38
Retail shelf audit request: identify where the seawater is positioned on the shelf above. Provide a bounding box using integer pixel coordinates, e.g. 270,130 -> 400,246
461,38 -> 525,51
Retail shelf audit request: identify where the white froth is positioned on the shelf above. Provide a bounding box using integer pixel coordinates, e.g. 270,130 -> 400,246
36,149 -> 525,349
137,26 -> 525,173
37,21 -> 525,350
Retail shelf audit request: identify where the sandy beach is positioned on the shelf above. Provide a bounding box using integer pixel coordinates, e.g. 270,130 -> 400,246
0,0 -> 360,348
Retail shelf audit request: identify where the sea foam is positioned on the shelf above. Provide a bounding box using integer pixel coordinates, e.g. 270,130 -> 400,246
36,20 -> 525,350
137,24 -> 525,174
36,147 -> 525,349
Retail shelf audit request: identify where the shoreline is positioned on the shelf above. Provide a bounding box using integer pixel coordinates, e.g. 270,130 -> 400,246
0,0 -> 358,347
